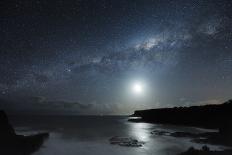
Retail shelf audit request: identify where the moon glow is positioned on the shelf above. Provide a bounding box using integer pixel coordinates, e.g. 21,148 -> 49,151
132,82 -> 143,94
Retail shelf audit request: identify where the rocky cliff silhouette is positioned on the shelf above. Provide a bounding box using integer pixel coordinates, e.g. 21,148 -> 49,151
130,100 -> 232,147
130,100 -> 232,130
0,110 -> 49,155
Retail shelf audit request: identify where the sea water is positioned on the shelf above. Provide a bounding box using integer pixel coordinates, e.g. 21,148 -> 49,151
9,116 -> 225,155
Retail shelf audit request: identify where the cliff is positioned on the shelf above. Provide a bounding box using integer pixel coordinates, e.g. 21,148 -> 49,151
0,110 -> 49,155
130,100 -> 232,147
130,100 -> 232,129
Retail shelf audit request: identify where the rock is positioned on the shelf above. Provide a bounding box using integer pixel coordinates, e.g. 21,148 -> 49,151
151,130 -> 171,136
170,132 -> 200,138
130,100 -> 232,129
0,110 -> 16,137
179,146 -> 232,155
109,136 -> 144,147
0,110 -> 49,155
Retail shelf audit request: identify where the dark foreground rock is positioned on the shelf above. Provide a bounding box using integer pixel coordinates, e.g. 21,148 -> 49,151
179,146 -> 232,155
109,136 -> 145,147
0,110 -> 49,155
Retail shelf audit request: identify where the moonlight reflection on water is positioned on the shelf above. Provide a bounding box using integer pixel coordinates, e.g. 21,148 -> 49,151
128,122 -> 152,142
10,116 -> 225,155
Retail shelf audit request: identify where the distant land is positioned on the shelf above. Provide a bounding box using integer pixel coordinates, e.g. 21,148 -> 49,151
130,99 -> 232,130
130,100 -> 232,154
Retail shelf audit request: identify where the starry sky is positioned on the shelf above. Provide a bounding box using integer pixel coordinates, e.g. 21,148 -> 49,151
0,0 -> 232,115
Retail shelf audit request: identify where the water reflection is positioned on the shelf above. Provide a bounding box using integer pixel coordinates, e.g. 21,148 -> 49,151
128,122 -> 153,142
10,116 -> 228,155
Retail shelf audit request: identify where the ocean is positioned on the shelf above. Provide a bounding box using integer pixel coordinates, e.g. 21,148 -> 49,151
8,116 -> 225,155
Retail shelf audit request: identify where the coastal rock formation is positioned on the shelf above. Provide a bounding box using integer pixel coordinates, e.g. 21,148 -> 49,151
0,110 -> 49,155
179,146 -> 232,155
130,100 -> 232,130
109,136 -> 144,147
130,100 -> 232,148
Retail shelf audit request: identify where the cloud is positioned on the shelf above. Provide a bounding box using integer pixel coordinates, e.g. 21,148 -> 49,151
0,96 -> 92,115
38,100 -> 92,110
179,98 -> 222,107
194,99 -> 222,105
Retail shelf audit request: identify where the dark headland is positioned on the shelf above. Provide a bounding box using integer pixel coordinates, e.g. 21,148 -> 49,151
129,99 -> 232,154
130,99 -> 232,129
0,110 -> 49,155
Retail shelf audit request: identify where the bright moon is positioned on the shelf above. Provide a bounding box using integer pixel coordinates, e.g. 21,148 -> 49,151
132,82 -> 143,94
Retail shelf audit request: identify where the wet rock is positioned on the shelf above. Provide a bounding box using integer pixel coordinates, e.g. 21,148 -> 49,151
0,110 -> 49,155
109,136 -> 145,147
179,145 -> 232,155
151,130 -> 171,136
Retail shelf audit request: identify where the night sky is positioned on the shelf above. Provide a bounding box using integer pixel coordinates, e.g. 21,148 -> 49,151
0,0 -> 232,115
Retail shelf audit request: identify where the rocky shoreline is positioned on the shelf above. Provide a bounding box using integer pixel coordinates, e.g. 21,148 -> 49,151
129,100 -> 232,154
0,110 -> 49,155
179,146 -> 232,155
109,136 -> 145,147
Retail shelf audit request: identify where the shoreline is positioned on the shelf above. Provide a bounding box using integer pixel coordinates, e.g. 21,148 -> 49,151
0,110 -> 49,155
